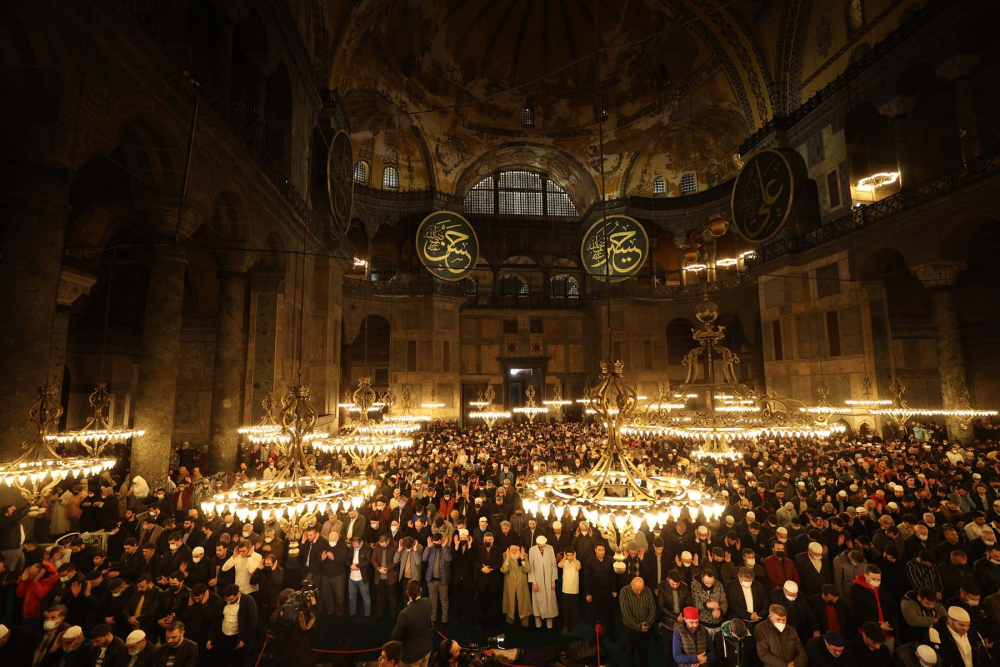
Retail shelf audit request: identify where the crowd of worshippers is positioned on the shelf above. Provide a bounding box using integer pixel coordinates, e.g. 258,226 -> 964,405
0,420 -> 998,667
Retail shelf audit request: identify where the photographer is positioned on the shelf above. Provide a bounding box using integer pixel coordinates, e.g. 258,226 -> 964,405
268,587 -> 316,667
429,639 -> 470,667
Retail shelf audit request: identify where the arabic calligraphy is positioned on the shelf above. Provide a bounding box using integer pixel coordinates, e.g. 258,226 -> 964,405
327,131 -> 354,230
730,149 -> 793,243
416,212 -> 479,281
581,215 -> 648,281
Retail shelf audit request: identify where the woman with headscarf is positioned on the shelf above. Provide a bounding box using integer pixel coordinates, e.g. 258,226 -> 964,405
127,476 -> 149,512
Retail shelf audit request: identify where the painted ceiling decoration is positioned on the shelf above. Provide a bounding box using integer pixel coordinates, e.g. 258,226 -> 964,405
319,0 -> 925,211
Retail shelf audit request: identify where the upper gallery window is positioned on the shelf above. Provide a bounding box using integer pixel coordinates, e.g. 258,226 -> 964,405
463,170 -> 577,216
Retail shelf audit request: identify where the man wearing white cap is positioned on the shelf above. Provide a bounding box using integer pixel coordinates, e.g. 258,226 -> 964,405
529,535 -> 558,628
125,629 -> 154,665
932,606 -> 988,667
45,625 -> 86,665
0,623 -> 34,663
795,542 -> 832,598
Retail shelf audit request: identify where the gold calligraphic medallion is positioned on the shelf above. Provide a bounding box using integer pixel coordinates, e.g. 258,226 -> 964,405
327,130 -> 354,231
730,149 -> 795,243
415,211 -> 479,281
580,215 -> 648,282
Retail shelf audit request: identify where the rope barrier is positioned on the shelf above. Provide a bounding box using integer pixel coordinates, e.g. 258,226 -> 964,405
254,639 -> 268,667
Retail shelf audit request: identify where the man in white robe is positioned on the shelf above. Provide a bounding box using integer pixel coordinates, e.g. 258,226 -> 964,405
529,535 -> 559,628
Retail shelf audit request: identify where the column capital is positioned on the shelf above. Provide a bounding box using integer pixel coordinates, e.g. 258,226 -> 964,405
251,270 -> 285,293
57,267 -> 97,307
877,94 -> 918,119
934,53 -> 981,81
912,260 -> 966,289
212,241 -> 258,274
136,201 -> 207,240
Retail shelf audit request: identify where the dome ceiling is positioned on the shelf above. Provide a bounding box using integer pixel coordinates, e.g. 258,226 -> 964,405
317,0 -> 923,209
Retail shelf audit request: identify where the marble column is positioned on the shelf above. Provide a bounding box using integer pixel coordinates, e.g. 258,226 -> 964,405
208,257 -> 252,474
249,272 -> 283,421
0,162 -> 72,458
913,260 -> 972,444
132,244 -> 188,491
49,268 -> 97,396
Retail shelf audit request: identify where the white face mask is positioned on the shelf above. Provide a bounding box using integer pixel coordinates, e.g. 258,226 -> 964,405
128,647 -> 142,656
772,621 -> 786,633
785,595 -> 797,602
683,562 -> 692,567
264,537 -> 273,543
112,592 -> 123,598
740,580 -> 752,588
44,620 -> 59,631
745,559 -> 755,567
917,534 -> 927,541
192,556 -> 203,564
867,578 -> 880,589
169,544 -> 179,551
242,531 -> 252,538
59,575 -> 72,583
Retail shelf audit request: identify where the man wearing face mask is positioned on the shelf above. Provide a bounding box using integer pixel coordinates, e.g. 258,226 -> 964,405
42,564 -> 85,625
104,578 -> 132,640
725,567 -> 767,628
973,544 -> 1000,596
764,539 -> 800,592
183,547 -> 211,589
770,581 -> 809,645
124,630 -> 155,667
41,624 -> 87,667
850,565 -> 896,643
221,540 -> 261,597
31,606 -> 70,667
124,575 -> 160,639
258,528 -> 284,562
475,533 -> 503,632
754,604 -> 807,667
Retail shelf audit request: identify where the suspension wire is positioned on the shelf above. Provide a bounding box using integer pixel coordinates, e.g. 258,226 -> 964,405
98,247 -> 117,382
594,0 -> 613,362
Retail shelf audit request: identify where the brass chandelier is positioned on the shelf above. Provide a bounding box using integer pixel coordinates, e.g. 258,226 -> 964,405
383,385 -> 431,427
468,384 -> 511,429
315,376 -> 415,468
512,384 -> 548,424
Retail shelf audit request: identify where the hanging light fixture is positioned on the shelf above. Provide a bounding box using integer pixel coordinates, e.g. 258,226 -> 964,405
47,383 -> 144,449
314,376 -> 414,467
868,376 -> 996,431
512,384 -> 549,424
384,385 -> 431,427
238,391 -> 289,446
468,385 -> 511,429
542,384 -> 572,417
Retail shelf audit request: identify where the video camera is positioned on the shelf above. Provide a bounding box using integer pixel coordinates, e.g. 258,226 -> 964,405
277,579 -> 318,626
460,636 -> 505,667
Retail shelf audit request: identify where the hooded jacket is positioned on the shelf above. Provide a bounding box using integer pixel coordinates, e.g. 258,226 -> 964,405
899,590 -> 945,644
715,619 -> 751,667
849,573 -> 897,633
16,561 -> 59,619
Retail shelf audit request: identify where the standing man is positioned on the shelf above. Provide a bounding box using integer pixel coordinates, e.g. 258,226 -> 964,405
370,533 -> 399,621
422,533 -> 451,627
221,541 -> 261,597
529,536 -> 559,629
391,580 -> 433,667
475,533 -> 503,631
321,530 -> 349,617
620,577 -> 656,667
754,604 -> 808,667
585,543 -> 617,642
347,536 -> 372,618
673,606 -> 714,666
207,584 -> 258,667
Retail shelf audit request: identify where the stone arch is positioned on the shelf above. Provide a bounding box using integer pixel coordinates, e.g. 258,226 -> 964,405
114,115 -> 185,199
454,143 -> 599,207
207,190 -> 248,241
65,155 -> 134,247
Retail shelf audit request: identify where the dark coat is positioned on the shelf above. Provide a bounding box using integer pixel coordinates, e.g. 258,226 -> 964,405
370,541 -> 400,585
0,624 -> 36,665
726,579 -> 768,622
474,546 -> 503,592
209,593 -> 258,646
849,576 -> 898,630
795,553 -> 834,598
806,593 -> 851,638
87,637 -> 130,667
151,638 -> 199,667
805,636 -> 857,667
391,597 -> 433,663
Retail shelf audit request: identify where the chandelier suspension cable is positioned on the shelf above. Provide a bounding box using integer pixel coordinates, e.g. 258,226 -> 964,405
593,0 -> 613,361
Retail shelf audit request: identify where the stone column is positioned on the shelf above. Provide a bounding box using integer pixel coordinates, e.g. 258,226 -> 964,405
935,54 -> 982,167
207,250 -> 254,474
132,243 -> 188,490
0,162 -> 72,458
913,260 -> 972,444
249,272 -> 283,421
49,268 -> 97,396
878,96 -> 917,190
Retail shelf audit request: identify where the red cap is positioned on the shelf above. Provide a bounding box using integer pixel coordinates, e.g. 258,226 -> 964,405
683,607 -> 700,620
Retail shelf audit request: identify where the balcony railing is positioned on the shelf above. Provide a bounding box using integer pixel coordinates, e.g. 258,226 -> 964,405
342,277 -> 465,298
747,152 -> 1000,266
113,0 -> 346,248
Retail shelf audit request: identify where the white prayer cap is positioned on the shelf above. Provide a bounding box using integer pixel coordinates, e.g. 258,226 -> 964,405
0,625 -> 8,639
458,528 -> 469,537
192,546 -> 204,555
947,606 -> 970,622
856,507 -> 867,514
697,526 -> 709,535
838,490 -> 847,498
746,511 -> 756,521
784,502 -> 794,510
915,646 -> 937,664
808,542 -> 823,555
681,551 -> 693,560
126,630 -> 146,645
783,581 -> 799,594
536,535 -> 547,545
63,626 -> 83,639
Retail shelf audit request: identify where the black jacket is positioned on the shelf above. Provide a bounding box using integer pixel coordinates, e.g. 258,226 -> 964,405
391,597 -> 433,663
584,555 -> 616,595
152,638 -> 199,667
806,593 -> 851,638
178,592 -> 224,645
726,579 -> 768,622
795,553 -> 834,598
0,505 -> 29,551
209,593 -> 258,646
805,636 -> 857,667
0,624 -> 35,664
87,637 -> 129,667
474,546 -> 503,592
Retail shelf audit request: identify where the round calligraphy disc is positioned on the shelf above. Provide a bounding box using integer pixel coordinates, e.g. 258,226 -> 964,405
327,130 -> 354,231
580,215 -> 649,282
729,148 -> 795,244
415,211 -> 480,282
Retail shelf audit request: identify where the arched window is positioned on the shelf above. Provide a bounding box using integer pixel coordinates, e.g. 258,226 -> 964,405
845,0 -> 865,37
521,106 -> 535,127
461,276 -> 478,297
354,160 -> 369,184
680,172 -> 696,194
499,273 -> 529,297
463,171 -> 577,216
551,275 -> 580,299
653,176 -> 666,195
382,166 -> 399,190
